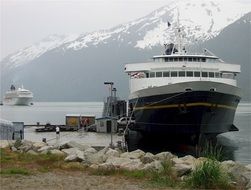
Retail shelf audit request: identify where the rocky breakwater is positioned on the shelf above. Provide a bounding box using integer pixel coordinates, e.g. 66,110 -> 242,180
1,140 -> 251,189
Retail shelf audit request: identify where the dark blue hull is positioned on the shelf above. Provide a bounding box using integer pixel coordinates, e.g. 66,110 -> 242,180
126,90 -> 240,151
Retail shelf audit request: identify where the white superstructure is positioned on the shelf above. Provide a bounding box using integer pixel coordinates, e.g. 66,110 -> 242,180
3,85 -> 33,106
125,53 -> 240,95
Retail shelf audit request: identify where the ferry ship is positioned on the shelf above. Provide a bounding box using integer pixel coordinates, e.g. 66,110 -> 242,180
124,30 -> 241,151
3,85 -> 33,106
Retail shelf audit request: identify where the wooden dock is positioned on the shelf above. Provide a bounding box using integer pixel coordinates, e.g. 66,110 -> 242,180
28,124 -> 79,132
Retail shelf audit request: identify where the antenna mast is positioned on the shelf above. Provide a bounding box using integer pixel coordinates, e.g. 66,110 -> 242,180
177,9 -> 182,54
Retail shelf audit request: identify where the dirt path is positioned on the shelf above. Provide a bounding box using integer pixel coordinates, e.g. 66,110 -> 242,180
0,171 -> 172,190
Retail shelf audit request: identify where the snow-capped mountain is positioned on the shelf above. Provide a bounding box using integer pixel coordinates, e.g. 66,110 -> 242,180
1,0 -> 250,101
1,0 -> 250,69
1,34 -> 78,70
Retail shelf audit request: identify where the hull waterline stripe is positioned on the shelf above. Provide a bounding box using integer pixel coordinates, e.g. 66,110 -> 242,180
134,102 -> 236,110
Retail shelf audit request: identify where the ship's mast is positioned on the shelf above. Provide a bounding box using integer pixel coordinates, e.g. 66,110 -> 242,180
176,9 -> 183,55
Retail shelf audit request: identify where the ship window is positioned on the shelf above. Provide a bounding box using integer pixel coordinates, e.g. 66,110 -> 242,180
174,57 -> 178,62
179,57 -> 183,62
197,58 -> 201,62
179,71 -> 185,77
169,58 -> 173,62
187,71 -> 193,77
193,58 -> 197,62
150,72 -> 155,78
194,71 -> 200,77
184,57 -> 188,61
164,58 -> 168,62
188,58 -> 192,62
202,72 -> 208,77
209,72 -> 214,78
215,72 -> 220,78
163,71 -> 169,77
156,72 -> 162,77
146,73 -> 149,78
171,71 -> 178,77
222,73 -> 234,79
156,58 -> 164,62
202,58 -> 206,62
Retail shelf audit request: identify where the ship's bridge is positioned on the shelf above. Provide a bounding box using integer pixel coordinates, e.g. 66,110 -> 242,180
152,54 -> 220,63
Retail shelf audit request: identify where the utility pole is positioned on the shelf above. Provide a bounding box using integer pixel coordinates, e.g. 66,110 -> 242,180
104,82 -> 114,148
112,87 -> 117,117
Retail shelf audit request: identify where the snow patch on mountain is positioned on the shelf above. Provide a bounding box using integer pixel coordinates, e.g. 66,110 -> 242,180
2,34 -> 78,69
135,0 -> 251,49
136,21 -> 172,49
66,26 -> 126,50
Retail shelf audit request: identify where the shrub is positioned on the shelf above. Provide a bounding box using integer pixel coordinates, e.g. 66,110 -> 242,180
199,141 -> 225,161
185,159 -> 231,189
13,139 -> 22,149
122,170 -> 146,179
90,167 -> 117,176
0,168 -> 30,175
148,159 -> 177,188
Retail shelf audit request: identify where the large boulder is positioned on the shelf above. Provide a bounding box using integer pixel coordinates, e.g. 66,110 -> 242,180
154,151 -> 176,161
172,155 -> 197,172
61,148 -> 80,155
105,157 -> 133,167
84,147 -> 111,165
49,149 -> 65,156
105,156 -> 144,170
120,149 -> 145,159
59,141 -> 90,151
81,148 -> 102,165
84,152 -> 106,165
245,164 -> 251,171
172,163 -> 192,177
243,172 -> 251,189
84,147 -> 97,154
27,149 -> 38,155
92,163 -> 116,171
82,147 -> 112,165
18,140 -> 33,152
179,155 -> 196,165
141,160 -> 164,172
141,152 -> 155,164
105,148 -> 120,158
221,161 -> 251,187
32,142 -> 47,151
65,154 -> 79,162
64,149 -> 85,162
37,145 -> 53,152
120,159 -> 144,171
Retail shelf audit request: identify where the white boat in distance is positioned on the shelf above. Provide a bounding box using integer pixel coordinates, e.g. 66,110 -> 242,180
3,85 -> 33,106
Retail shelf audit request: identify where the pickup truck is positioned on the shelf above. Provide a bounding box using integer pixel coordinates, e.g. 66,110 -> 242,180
117,117 -> 135,126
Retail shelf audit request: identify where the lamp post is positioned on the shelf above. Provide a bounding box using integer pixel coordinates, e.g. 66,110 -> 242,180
112,88 -> 117,117
104,82 -> 114,147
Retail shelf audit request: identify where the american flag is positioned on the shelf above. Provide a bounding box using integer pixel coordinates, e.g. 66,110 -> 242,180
130,72 -> 145,78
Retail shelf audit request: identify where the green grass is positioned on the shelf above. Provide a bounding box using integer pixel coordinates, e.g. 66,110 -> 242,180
199,141 -> 224,161
148,159 -> 177,188
89,167 -> 117,176
185,159 -> 231,189
0,148 -> 72,174
122,170 -> 147,179
0,168 -> 30,175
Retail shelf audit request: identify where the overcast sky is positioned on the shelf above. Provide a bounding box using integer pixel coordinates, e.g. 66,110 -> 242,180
1,0 -> 250,60
0,0 -> 170,59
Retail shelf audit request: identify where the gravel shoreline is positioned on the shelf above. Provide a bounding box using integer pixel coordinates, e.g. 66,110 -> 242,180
0,171 -> 172,190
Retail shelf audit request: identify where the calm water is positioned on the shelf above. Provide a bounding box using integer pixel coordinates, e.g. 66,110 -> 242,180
0,102 -> 250,164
